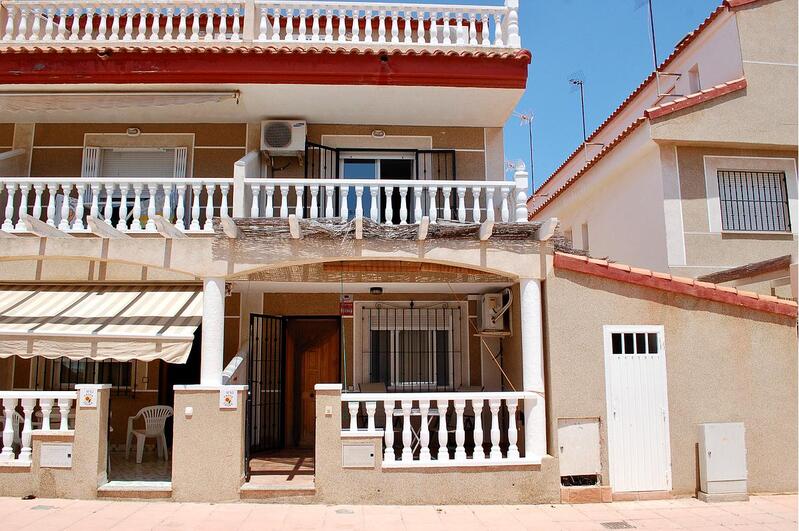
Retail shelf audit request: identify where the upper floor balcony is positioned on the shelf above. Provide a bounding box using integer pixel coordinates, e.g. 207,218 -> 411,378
0,0 -> 521,52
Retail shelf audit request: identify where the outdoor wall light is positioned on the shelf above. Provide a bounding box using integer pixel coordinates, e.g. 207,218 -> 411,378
371,129 -> 386,138
370,287 -> 383,295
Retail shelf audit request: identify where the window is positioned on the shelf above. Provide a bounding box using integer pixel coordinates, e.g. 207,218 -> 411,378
610,331 -> 660,355
340,153 -> 415,224
580,223 -> 590,252
34,357 -> 135,396
717,170 -> 791,232
359,304 -> 465,392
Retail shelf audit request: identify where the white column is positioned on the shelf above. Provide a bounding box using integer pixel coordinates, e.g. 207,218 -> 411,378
200,277 -> 226,386
520,278 -> 545,458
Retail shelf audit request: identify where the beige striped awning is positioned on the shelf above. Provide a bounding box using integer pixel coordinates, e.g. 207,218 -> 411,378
0,285 -> 203,364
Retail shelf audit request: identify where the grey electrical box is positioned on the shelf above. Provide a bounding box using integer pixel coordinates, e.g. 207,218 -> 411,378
557,418 -> 601,477
342,442 -> 375,468
40,443 -> 73,468
698,422 -> 748,502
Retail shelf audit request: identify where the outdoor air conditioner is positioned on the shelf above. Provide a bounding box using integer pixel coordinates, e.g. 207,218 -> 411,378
477,290 -> 511,332
260,120 -> 306,154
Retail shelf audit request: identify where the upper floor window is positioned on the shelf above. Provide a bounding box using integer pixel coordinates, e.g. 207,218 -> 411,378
717,170 -> 791,232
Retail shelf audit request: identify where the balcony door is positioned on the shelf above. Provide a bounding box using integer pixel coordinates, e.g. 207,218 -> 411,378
340,153 -> 414,224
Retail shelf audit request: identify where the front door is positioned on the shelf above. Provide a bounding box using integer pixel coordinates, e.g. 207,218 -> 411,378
286,318 -> 340,448
604,326 -> 672,492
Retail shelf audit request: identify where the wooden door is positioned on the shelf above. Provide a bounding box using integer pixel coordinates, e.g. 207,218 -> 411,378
286,319 -> 340,448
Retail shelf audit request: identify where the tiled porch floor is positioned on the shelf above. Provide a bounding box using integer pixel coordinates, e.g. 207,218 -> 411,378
108,451 -> 171,482
247,449 -> 314,487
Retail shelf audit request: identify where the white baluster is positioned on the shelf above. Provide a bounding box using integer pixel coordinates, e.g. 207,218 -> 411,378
258,7 -> 267,41
390,10 -> 398,43
442,11 -> 451,45
488,398 -> 501,460
137,5 -> 147,41
297,9 -> 306,41
369,187 -> 378,222
82,7 -> 97,41
250,184 -> 260,217
100,183 -> 112,224
347,401 -> 358,432
419,400 -> 431,462
204,6 -> 213,41
2,184 -> 15,230
43,7 -> 55,41
29,7 -> 41,41
230,7 -> 241,41
442,187 -> 452,221
177,7 -> 187,40
437,399 -> 449,461
366,401 -> 376,434
456,13 -> 465,45
413,187 -> 422,224
336,9 -> 345,43
265,185 -> 274,218
398,187 -> 408,225
472,399 -> 485,461
400,399 -> 412,462
89,183 -> 100,221
479,13 -> 489,46
117,183 -> 129,231
188,7 -> 199,41
175,184 -> 186,230
363,9 -> 372,42
309,184 -> 319,218
150,9 -> 161,41
69,7 -> 81,41
403,10 -> 412,43
39,398 -> 53,431
19,398 -> 35,462
1,398 -> 17,460
469,13 -> 477,45
108,7 -> 120,41
190,184 -> 201,230
220,184 -> 229,219
46,183 -> 56,226
32,183 -> 43,220
416,10 -> 426,44
354,186 -> 363,220
204,183 -> 215,231
96,7 -> 108,41
163,7 -> 174,40
383,401 -> 395,462
494,13 -> 503,47
284,8 -> 293,41
506,398 -> 520,459
295,185 -> 304,219
145,183 -> 156,231
123,6 -> 134,41
457,187 -> 466,222
453,398 -> 466,462
59,183 -> 71,230
471,188 -> 481,222
350,9 -> 359,43
129,184 -> 142,231
324,186 -> 334,218
501,187 -> 510,222
310,9 -> 319,41
279,185 -> 289,218
162,183 -> 173,222
486,187 -> 496,222
384,186 -> 394,225
340,186 -> 349,219
427,186 -> 438,223
506,1 -> 520,47
377,10 -> 386,43
2,6 -> 17,42
271,8 -> 282,41
57,398 -> 71,430
429,11 -> 438,45
14,182 -> 28,231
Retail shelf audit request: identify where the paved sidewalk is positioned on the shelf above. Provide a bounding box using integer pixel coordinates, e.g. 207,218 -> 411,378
0,494 -> 795,530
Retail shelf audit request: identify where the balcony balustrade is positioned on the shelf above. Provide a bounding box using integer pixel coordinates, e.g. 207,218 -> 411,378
0,0 -> 521,50
0,391 -> 77,465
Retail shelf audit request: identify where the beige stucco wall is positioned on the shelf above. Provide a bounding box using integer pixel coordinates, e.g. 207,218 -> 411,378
544,267 -> 797,495
171,386 -> 246,502
310,385 -> 560,505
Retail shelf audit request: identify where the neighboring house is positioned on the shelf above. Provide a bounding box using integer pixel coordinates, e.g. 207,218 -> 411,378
528,0 -> 798,299
0,0 -> 795,506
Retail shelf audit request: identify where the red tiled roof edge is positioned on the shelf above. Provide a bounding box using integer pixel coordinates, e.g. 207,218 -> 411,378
529,2 -> 730,201
644,77 -> 747,119
553,252 -> 798,318
725,0 -> 762,7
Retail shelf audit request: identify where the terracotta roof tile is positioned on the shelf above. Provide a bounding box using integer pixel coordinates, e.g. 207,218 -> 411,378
644,78 -> 747,119
553,252 -> 797,318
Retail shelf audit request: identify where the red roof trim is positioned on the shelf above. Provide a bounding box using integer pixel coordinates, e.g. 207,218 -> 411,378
532,3 -> 730,198
554,252 -> 798,318
644,77 -> 747,119
0,47 -> 531,89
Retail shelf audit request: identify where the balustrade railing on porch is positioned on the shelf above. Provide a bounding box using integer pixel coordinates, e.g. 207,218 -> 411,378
0,0 -> 521,49
0,391 -> 77,464
342,391 -> 536,467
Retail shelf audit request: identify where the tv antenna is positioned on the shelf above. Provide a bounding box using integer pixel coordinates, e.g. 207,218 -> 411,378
512,109 -> 535,190
634,0 -> 684,97
568,72 -> 604,163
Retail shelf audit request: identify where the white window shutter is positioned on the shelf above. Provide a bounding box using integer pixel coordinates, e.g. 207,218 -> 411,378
81,147 -> 101,178
173,147 -> 188,178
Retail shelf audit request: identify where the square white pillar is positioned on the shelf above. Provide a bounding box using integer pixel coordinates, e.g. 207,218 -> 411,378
200,277 -> 226,386
520,278 -> 546,458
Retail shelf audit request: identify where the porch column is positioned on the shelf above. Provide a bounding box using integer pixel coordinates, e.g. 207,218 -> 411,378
519,278 -> 546,458
201,277 -> 225,386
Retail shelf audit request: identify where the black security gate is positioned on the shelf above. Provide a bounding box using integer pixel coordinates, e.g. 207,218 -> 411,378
246,314 -> 285,477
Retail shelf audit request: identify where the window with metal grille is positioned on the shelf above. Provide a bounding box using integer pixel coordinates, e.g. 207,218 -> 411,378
610,332 -> 659,355
717,170 -> 791,232
360,304 -> 464,392
34,357 -> 136,396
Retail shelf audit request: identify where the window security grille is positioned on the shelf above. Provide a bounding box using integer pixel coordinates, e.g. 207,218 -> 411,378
717,170 -> 791,232
610,332 -> 659,355
34,357 -> 135,396
360,305 -> 463,392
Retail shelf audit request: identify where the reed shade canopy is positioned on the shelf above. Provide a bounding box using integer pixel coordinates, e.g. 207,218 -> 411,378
0,284 -> 202,363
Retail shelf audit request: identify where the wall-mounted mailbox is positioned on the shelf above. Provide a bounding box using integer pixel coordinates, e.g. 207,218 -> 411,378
342,442 -> 375,468
40,443 -> 73,468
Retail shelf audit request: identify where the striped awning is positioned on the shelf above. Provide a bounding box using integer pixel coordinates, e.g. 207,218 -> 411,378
0,285 -> 203,364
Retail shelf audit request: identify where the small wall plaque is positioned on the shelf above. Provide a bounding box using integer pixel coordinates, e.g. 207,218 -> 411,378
219,387 -> 238,409
79,387 -> 97,408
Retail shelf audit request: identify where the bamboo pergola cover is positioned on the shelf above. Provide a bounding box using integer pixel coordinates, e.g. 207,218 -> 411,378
0,285 -> 203,363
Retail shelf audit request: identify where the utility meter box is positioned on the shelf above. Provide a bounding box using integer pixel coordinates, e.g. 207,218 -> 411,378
698,422 -> 748,502
342,442 -> 376,468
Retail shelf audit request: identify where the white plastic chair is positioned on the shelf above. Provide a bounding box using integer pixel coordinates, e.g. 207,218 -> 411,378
0,411 -> 24,449
125,405 -> 173,464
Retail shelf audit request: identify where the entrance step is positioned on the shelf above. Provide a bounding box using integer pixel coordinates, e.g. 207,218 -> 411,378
240,481 -> 316,500
98,480 -> 172,500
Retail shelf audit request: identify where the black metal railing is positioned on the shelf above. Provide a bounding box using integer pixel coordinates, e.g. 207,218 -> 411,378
717,170 -> 791,232
33,357 -> 135,397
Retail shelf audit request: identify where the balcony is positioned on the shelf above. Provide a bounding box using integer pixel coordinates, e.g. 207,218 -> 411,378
0,0 -> 521,51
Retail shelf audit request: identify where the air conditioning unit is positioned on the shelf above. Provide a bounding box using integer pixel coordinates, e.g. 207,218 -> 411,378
478,291 -> 510,332
260,120 -> 306,154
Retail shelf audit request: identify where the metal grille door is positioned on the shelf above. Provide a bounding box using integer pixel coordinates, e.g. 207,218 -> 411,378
247,314 -> 285,459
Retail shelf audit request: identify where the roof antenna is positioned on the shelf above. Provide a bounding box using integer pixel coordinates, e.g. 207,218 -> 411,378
512,109 -> 535,190
634,0 -> 683,97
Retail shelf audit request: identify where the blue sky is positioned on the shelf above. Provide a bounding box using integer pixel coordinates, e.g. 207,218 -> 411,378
504,0 -> 721,188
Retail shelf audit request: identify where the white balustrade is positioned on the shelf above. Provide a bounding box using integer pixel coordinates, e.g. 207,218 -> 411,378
244,178 -> 523,225
0,177 -> 233,234
0,391 -> 77,464
341,391 -> 537,467
1,1 -> 521,50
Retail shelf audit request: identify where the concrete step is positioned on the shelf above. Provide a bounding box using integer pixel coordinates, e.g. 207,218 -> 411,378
97,480 -> 172,500
239,481 -> 316,500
